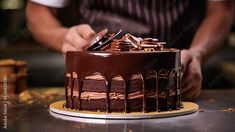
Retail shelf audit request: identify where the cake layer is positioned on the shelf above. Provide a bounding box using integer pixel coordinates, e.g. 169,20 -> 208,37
68,98 -> 157,112
82,74 -> 156,93
67,97 -> 177,112
68,91 -> 155,100
66,90 -> 177,112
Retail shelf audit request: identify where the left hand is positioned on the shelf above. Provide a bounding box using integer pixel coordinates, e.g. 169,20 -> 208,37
181,49 -> 202,101
61,24 -> 96,54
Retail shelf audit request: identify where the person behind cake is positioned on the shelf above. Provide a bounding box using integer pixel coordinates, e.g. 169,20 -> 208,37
25,0 -> 234,100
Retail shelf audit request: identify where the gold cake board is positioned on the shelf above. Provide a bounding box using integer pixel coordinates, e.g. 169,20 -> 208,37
49,100 -> 198,121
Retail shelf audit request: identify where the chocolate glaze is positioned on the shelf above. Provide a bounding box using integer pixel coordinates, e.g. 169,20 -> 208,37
65,50 -> 181,113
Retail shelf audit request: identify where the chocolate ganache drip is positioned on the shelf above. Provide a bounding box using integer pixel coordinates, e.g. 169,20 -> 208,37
65,29 -> 181,113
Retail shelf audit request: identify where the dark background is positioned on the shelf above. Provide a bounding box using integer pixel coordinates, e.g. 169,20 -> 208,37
1,0 -> 235,89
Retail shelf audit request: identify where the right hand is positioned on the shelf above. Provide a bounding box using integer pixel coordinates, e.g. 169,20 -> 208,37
61,24 -> 96,54
180,49 -> 202,101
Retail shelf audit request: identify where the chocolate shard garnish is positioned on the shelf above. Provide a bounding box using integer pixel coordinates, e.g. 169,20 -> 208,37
111,39 -> 131,51
90,29 -> 108,45
87,29 -> 122,51
123,34 -> 142,49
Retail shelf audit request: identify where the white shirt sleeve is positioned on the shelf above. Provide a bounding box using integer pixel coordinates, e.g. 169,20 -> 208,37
30,0 -> 70,8
207,0 -> 229,1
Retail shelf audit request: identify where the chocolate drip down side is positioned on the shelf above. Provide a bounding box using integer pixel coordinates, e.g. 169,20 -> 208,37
65,50 -> 181,113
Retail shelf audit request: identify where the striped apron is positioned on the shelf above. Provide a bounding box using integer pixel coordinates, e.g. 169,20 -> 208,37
77,0 -> 206,49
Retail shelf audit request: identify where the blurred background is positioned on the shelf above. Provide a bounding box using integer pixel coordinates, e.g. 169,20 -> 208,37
1,0 -> 235,89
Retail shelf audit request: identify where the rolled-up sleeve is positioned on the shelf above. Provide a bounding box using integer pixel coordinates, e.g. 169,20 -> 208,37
30,0 -> 70,8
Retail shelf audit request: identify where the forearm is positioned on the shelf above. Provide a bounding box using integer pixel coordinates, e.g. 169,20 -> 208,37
189,1 -> 234,65
26,1 -> 68,52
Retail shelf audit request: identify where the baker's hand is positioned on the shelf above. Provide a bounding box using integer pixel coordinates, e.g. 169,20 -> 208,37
181,49 -> 202,101
61,24 -> 96,54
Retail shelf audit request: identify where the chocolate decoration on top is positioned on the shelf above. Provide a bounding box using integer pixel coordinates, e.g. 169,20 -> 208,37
87,29 -> 122,51
65,32 -> 182,113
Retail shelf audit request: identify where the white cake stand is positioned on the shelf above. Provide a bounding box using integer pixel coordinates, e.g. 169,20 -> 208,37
49,100 -> 198,122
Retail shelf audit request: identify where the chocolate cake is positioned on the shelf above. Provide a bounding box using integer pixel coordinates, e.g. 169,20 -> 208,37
65,30 -> 182,113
